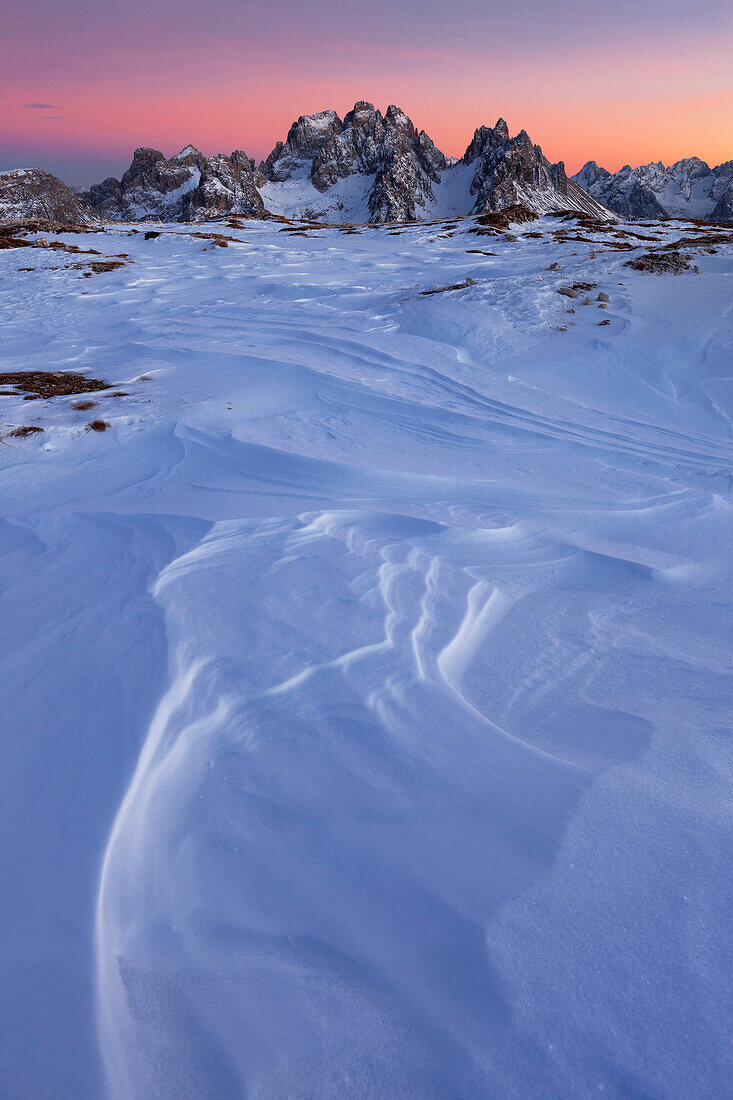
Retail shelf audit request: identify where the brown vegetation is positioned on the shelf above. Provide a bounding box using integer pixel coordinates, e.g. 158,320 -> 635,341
0,371 -> 110,398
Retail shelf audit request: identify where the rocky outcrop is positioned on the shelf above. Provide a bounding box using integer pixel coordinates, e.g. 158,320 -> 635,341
180,152 -> 265,222
573,158 -> 733,223
262,110 -> 342,182
261,102 -> 447,222
84,147 -> 265,222
0,168 -> 97,225
573,162 -> 667,219
462,121 -> 612,219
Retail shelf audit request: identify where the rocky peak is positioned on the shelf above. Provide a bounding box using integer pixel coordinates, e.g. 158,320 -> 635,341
84,146 -> 265,222
461,121 -> 611,219
463,119 -> 511,163
181,151 -> 264,222
573,156 -> 733,221
306,101 -> 446,221
173,145 -> 205,163
0,168 -> 97,225
574,161 -> 612,190
262,110 -> 343,182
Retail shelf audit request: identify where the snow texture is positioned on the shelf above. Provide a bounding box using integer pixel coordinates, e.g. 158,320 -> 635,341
1,214 -> 732,1099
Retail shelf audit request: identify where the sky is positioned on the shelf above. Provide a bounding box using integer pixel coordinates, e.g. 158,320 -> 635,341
1,0 -> 732,186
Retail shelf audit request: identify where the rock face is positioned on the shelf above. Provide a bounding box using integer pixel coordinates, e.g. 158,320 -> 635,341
0,168 -> 97,224
74,103 -> 633,225
261,102 -> 447,222
573,162 -> 668,219
461,120 -> 611,219
258,103 -> 609,223
261,110 -> 342,183
573,158 -> 733,222
84,147 -> 265,222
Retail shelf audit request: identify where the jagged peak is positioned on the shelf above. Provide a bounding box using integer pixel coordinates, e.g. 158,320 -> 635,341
131,147 -> 166,161
173,145 -> 202,161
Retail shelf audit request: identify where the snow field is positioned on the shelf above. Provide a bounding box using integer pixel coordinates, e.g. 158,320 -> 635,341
0,214 -> 731,1098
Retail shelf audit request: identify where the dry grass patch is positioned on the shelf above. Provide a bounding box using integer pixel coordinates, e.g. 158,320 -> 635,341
0,371 -> 110,399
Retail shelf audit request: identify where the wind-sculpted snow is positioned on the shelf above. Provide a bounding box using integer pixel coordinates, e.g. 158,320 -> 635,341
1,214 -> 732,1098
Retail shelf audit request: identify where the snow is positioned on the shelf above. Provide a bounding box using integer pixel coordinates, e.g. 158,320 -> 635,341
259,170 -> 372,222
1,216 -> 732,1098
430,161 -> 475,216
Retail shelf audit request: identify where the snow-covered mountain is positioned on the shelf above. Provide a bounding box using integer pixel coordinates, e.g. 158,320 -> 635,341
259,103 -> 611,222
0,168 -> 97,224
72,103 -> 613,225
83,146 -> 265,222
258,101 -> 448,222
574,158 -> 733,222
459,118 -> 607,218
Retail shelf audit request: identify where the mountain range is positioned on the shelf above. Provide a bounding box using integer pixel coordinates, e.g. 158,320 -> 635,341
2,102 -> 731,225
573,158 -> 733,222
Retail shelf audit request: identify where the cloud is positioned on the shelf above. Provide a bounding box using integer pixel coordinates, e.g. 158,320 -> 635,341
22,102 -> 61,109
41,114 -> 63,119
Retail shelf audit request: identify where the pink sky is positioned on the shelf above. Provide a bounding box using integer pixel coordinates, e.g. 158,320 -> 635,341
2,1 -> 732,185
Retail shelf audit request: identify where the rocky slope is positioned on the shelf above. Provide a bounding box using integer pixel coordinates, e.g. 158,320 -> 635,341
84,147 -> 265,222
259,102 -> 446,222
574,158 -> 733,222
461,119 -> 610,219
0,169 -> 97,225
259,104 -> 610,223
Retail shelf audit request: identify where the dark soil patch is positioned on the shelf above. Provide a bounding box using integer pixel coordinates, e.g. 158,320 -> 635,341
0,236 -> 34,250
88,260 -> 127,274
6,425 -> 43,438
625,250 -> 692,274
144,231 -> 161,240
0,371 -> 110,398
421,277 -> 476,296
552,211 -> 612,232
476,205 -> 539,230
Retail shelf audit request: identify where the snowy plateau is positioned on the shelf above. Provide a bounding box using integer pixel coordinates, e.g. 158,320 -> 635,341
1,209 -> 732,1100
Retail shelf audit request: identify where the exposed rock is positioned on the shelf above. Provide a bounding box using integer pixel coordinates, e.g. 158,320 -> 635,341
625,250 -> 692,274
462,122 -> 612,219
0,168 -> 97,225
84,147 -> 264,222
181,151 -> 265,221
262,102 -> 447,223
261,110 -> 343,182
574,161 -> 668,219
574,158 -> 733,222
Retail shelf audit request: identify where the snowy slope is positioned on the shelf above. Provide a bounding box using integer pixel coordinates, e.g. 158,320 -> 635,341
259,166 -> 373,222
1,215 -> 732,1099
